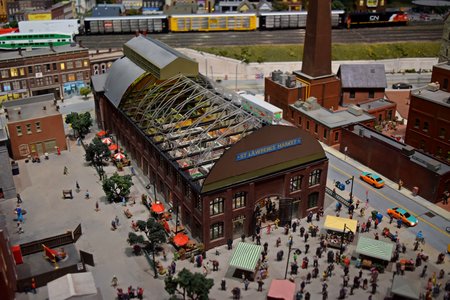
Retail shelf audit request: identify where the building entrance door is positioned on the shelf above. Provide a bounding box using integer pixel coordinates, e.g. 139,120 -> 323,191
251,195 -> 281,235
232,215 -> 245,239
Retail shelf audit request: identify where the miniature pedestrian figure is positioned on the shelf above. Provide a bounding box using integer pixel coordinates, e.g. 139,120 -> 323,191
312,267 -> 319,278
300,280 -> 306,292
131,166 -> 135,176
111,275 -> 118,287
256,233 -> 261,245
413,240 -> 420,251
397,218 -> 403,228
284,224 -> 290,235
349,286 -> 354,295
85,190 -> 90,199
355,199 -> 360,209
371,282 -> 377,294
95,201 -> 99,212
292,220 -> 298,232
76,181 -> 80,192
137,287 -> 143,300
227,239 -> 233,250
221,278 -> 227,291
244,278 -> 249,290
28,277 -> 37,294
115,216 -> 119,226
374,218 -> 379,229
304,292 -> 310,300
389,215 -> 394,224
257,278 -> 264,291
322,289 -> 328,300
304,232 -> 309,243
305,244 -> 310,254
306,272 -> 311,283
293,252 -> 298,263
17,222 -> 24,234
338,287 -> 347,299
398,179 -> 403,190
322,270 -> 328,281
421,265 -> 428,278
401,243 -> 406,253
17,193 -> 22,204
316,212 -> 320,222
313,256 -> 319,268
438,269 -> 445,279
171,260 -> 177,274
162,249 -> 167,261
63,166 -> 68,175
299,226 -> 305,237
263,242 -> 269,253
111,220 -> 117,231
363,278 -> 368,289
400,263 -> 405,275
267,224 -> 271,235
344,265 -> 349,276
343,274 -> 349,287
212,260 -> 219,271
276,237 -> 281,247
374,232 -> 379,240
359,270 -> 363,279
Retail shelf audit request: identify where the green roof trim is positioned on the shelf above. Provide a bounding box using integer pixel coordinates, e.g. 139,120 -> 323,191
202,154 -> 326,193
229,242 -> 263,272
355,236 -> 394,261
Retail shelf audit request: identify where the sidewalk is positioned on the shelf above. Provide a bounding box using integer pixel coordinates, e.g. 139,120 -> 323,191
321,142 -> 450,221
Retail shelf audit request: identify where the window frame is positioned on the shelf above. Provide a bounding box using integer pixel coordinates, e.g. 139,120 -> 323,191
233,192 -> 246,209
289,175 -> 302,192
210,222 -> 224,240
210,197 -> 224,216
308,169 -> 321,186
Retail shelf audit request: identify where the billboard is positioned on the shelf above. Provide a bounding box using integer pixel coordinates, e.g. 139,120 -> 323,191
27,13 -> 52,21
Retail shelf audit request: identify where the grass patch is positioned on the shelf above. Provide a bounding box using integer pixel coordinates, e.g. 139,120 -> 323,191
193,42 -> 440,63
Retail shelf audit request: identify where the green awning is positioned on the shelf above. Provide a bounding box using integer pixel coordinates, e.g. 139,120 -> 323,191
355,236 -> 394,261
391,276 -> 420,299
229,242 -> 263,272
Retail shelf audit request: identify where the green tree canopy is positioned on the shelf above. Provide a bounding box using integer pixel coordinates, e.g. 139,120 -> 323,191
128,232 -> 145,245
85,137 -> 111,166
65,112 -> 93,138
79,86 -> 91,99
146,217 -> 167,245
102,172 -> 133,202
164,268 -> 214,300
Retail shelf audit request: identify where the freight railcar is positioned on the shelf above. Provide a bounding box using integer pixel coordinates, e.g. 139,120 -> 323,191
344,11 -> 408,28
258,10 -> 345,30
168,13 -> 258,32
83,15 -> 169,34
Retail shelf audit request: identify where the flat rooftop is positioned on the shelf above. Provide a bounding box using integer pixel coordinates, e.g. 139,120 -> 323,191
358,98 -> 396,111
411,87 -> 450,108
290,103 -> 374,129
3,94 -> 59,122
0,44 -> 87,61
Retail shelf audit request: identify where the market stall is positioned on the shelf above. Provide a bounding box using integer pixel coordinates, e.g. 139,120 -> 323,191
355,236 -> 394,271
390,275 -> 420,300
267,279 -> 296,300
229,242 -> 263,281
323,216 -> 357,249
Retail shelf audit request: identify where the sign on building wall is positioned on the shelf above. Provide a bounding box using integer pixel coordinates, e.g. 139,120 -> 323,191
27,13 -> 52,21
235,137 -> 302,161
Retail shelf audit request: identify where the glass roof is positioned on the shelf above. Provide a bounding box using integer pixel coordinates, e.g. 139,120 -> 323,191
120,73 -> 263,187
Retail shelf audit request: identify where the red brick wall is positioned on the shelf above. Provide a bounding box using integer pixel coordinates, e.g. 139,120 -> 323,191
431,65 -> 450,91
0,230 -> 17,300
341,88 -> 385,106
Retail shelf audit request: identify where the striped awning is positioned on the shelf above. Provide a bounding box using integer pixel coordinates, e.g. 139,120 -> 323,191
229,242 -> 263,272
356,236 -> 394,261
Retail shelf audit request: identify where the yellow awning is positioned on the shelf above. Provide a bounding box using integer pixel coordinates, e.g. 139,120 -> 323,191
323,215 -> 357,233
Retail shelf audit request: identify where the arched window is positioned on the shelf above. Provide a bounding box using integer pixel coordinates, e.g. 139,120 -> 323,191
308,169 -> 321,186
289,175 -> 302,192
233,192 -> 246,209
210,197 -> 224,216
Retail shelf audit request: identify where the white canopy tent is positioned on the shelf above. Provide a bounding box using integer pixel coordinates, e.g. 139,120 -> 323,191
47,272 -> 101,300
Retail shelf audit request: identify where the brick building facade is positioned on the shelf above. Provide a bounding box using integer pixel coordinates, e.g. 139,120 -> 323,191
0,229 -> 17,300
3,94 -> 66,160
0,44 -> 90,103
405,62 -> 450,163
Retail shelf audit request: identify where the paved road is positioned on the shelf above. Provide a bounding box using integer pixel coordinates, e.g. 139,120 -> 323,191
327,153 -> 450,253
79,24 -> 444,49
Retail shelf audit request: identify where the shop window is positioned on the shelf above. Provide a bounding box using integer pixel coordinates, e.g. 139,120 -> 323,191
307,192 -> 319,208
16,125 -> 22,136
210,222 -> 224,240
10,67 -> 18,77
334,131 -> 339,142
233,192 -> 246,209
368,90 -> 375,98
289,175 -> 302,192
314,123 -> 318,134
53,63 -> 57,70
83,60 -> 89,67
414,119 -> 420,129
60,63 -> 65,70
210,197 -> 224,216
28,66 -> 33,74
439,128 -> 446,139
26,124 -> 32,134
308,169 -> 321,186
35,122 -> 41,132
423,122 -> 429,132
19,68 -> 25,76
195,195 -> 202,212
349,91 -> 355,99
75,60 -> 82,68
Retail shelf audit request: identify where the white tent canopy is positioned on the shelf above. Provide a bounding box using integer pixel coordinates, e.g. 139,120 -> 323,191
47,272 -> 100,300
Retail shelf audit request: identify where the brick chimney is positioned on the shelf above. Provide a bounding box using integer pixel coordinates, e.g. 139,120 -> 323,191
301,0 -> 332,77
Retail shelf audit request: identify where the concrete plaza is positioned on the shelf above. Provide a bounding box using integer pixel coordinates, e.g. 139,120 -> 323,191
1,117 -> 447,300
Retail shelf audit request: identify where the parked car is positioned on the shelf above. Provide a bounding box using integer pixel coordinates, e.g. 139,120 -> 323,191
386,207 -> 418,227
360,172 -> 385,188
392,82 -> 412,89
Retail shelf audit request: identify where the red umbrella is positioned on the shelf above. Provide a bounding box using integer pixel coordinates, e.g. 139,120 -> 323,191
108,144 -> 118,151
96,130 -> 107,137
151,202 -> 164,214
173,233 -> 189,247
113,153 -> 125,161
101,137 -> 113,145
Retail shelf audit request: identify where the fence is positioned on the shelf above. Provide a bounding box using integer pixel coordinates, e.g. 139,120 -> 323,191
325,187 -> 352,208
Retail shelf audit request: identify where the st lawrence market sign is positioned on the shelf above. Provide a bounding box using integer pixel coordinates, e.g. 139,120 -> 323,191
235,137 -> 302,161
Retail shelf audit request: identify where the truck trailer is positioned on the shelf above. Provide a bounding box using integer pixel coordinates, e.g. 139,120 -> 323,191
18,19 -> 80,36
240,94 -> 283,125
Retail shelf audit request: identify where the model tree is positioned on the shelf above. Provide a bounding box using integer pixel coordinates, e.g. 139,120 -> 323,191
85,137 -> 111,166
79,86 -> 91,99
145,217 -> 167,278
164,268 -> 214,300
102,172 -> 133,202
65,111 -> 93,138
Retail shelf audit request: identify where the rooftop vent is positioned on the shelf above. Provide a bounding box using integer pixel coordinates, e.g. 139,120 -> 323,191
426,82 -> 439,92
347,104 -> 363,116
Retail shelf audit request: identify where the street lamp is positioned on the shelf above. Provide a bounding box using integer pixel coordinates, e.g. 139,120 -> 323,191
340,223 -> 352,255
345,176 -> 354,203
235,59 -> 245,91
284,242 -> 301,279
